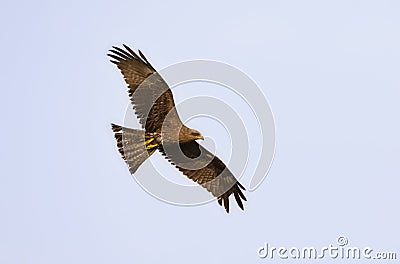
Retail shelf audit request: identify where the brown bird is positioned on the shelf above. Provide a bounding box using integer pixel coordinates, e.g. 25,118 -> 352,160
108,44 -> 246,213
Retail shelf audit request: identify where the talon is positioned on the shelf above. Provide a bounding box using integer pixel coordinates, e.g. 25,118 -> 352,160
145,138 -> 154,145
146,143 -> 158,150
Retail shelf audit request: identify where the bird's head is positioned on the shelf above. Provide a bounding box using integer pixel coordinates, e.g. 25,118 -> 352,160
189,129 -> 204,141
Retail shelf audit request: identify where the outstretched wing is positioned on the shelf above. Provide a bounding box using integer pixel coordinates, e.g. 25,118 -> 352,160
108,45 -> 182,132
160,141 -> 247,213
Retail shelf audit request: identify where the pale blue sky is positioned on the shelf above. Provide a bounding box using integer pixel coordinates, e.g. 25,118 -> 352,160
1,0 -> 399,263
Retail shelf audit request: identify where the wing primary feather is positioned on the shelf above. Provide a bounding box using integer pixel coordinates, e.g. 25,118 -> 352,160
112,46 -> 135,59
223,196 -> 229,213
237,187 -> 247,201
138,49 -> 156,71
138,49 -> 149,63
109,49 -> 132,60
234,192 -> 244,210
107,54 -> 123,62
237,181 -> 246,190
123,44 -> 140,59
240,194 -> 247,201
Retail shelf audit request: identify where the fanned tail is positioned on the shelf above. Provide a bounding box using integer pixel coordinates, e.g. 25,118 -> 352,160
111,124 -> 158,174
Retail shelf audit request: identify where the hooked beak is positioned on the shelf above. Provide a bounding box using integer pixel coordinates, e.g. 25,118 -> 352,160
197,135 -> 204,140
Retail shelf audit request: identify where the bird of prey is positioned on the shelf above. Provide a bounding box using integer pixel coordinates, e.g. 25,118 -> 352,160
108,44 -> 246,213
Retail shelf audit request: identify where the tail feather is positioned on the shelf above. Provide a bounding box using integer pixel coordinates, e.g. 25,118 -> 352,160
111,123 -> 157,174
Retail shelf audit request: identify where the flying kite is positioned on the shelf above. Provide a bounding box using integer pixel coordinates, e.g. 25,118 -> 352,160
108,45 -> 246,213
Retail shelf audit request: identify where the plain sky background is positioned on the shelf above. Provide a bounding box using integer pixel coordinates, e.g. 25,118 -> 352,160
1,0 -> 399,263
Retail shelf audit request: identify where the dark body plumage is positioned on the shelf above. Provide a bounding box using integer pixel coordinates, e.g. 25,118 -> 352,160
108,44 -> 246,213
